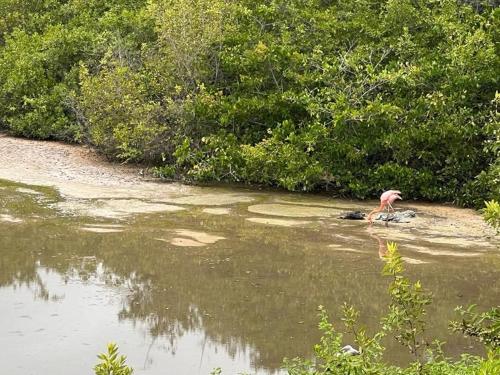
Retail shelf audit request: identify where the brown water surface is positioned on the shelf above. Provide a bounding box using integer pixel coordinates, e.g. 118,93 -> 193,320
0,178 -> 499,375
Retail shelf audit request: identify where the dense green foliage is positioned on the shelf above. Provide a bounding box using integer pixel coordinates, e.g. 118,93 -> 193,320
1,0 -> 499,204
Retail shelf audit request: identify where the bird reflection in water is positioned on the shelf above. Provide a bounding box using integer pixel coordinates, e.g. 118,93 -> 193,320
367,228 -> 388,259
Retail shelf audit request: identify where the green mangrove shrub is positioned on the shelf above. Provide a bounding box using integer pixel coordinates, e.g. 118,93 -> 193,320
1,0 -> 499,204
450,305 -> 500,350
484,200 -> 500,232
284,243 -> 499,375
78,64 -> 166,162
94,343 -> 133,375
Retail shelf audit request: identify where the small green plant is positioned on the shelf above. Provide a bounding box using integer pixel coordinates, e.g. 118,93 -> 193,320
450,305 -> 500,350
484,200 -> 500,233
152,165 -> 176,179
94,343 -> 133,375
382,242 -> 434,370
476,349 -> 500,375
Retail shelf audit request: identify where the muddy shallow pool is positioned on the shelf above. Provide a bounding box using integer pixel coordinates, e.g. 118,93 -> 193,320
0,178 -> 498,375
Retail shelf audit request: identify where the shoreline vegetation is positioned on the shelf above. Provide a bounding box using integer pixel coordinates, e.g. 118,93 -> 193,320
0,0 -> 498,206
94,244 -> 499,375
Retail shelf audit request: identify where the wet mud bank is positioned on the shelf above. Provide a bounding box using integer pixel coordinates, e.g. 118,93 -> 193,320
0,134 -> 496,240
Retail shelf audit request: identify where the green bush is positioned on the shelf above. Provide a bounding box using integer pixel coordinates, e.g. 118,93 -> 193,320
0,0 -> 498,204
283,243 -> 500,375
0,26 -> 89,139
78,64 -> 166,161
450,305 -> 500,349
484,200 -> 500,232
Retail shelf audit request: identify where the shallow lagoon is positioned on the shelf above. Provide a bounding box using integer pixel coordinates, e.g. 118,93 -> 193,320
0,179 -> 498,374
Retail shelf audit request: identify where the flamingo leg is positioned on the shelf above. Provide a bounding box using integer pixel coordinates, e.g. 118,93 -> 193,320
388,204 -> 393,227
367,202 -> 385,224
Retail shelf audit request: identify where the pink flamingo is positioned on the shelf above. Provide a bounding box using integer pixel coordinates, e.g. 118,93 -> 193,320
367,190 -> 402,225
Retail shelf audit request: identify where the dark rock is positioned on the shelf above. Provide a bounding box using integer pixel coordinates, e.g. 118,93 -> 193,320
339,211 -> 365,220
375,210 -> 416,223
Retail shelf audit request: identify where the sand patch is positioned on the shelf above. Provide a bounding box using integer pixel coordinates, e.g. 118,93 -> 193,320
55,199 -> 185,219
155,229 -> 225,248
275,199 -> 366,210
0,214 -> 23,223
174,229 -> 225,244
328,245 -> 367,254
83,224 -> 125,228
246,217 -> 312,227
16,188 -> 43,196
402,257 -> 429,265
155,237 -> 206,247
80,226 -> 124,233
421,236 -> 492,248
334,234 -> 364,242
405,244 -> 481,257
170,194 -> 254,206
202,208 -> 231,215
170,238 -> 206,247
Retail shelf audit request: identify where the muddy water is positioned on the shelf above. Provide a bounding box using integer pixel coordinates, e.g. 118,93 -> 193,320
0,179 -> 499,375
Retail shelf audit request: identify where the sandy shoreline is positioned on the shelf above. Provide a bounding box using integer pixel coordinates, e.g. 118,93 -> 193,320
0,133 -> 498,244
0,133 -> 144,185
0,133 -> 198,199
